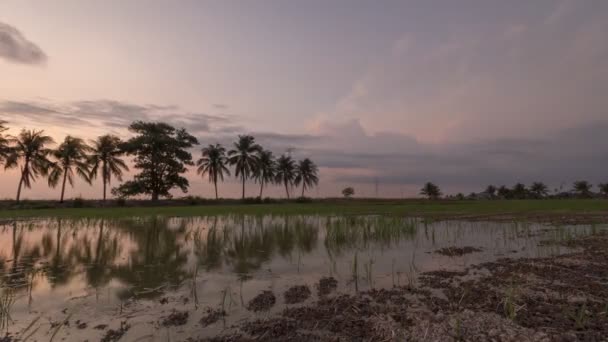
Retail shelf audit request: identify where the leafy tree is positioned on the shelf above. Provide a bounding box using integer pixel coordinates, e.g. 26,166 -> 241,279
4,130 -> 55,202
511,183 -> 528,199
0,120 -> 10,164
228,135 -> 261,200
197,143 -> 230,200
599,183 -> 608,198
112,121 -> 198,200
572,180 -> 593,198
529,182 -> 549,199
254,149 -> 275,198
420,182 -> 441,200
295,158 -> 319,197
275,155 -> 296,199
485,185 -> 497,199
89,135 -> 129,201
48,136 -> 93,203
342,187 -> 355,198
497,185 -> 511,199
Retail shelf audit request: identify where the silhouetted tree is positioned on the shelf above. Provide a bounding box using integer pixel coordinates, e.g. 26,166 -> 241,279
48,136 -> 92,202
197,143 -> 230,200
0,121 -> 10,164
4,130 -> 55,202
485,185 -> 497,199
572,180 -> 593,198
511,183 -> 528,199
529,182 -> 549,199
294,158 -> 319,197
89,135 -> 129,201
497,185 -> 511,199
112,121 -> 198,200
420,182 -> 441,200
275,155 -> 296,199
599,183 -> 608,198
342,187 -> 354,198
228,135 -> 261,200
254,149 -> 275,198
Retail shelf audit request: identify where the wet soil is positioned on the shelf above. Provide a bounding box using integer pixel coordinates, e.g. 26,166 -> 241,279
162,310 -> 189,327
204,232 -> 608,341
100,322 -> 130,342
317,277 -> 338,296
200,308 -> 226,327
247,291 -> 276,312
284,285 -> 312,304
435,246 -> 482,256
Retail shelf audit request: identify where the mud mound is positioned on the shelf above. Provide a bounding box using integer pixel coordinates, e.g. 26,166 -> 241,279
284,285 -> 311,304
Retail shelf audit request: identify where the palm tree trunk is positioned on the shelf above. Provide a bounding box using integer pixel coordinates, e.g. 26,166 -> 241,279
301,184 -> 305,198
285,181 -> 290,199
16,172 -> 25,202
242,174 -> 246,200
259,180 -> 264,198
60,170 -> 68,203
103,180 -> 107,201
214,178 -> 218,200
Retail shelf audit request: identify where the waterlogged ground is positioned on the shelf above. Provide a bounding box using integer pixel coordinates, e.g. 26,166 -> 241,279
0,215 -> 605,341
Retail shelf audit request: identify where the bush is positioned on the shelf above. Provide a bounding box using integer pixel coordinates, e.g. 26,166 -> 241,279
116,198 -> 127,207
72,197 -> 86,208
295,196 -> 312,203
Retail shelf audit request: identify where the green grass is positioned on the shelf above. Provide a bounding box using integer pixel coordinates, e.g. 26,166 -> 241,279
0,199 -> 607,219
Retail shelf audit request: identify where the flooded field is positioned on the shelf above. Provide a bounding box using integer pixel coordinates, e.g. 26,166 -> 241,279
0,215 -> 605,341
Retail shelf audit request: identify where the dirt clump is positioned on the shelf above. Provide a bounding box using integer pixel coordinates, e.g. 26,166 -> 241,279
317,276 -> 338,296
435,246 -> 482,256
284,285 -> 312,304
247,290 -> 276,312
162,310 -> 189,327
200,308 -> 226,327
100,322 -> 130,342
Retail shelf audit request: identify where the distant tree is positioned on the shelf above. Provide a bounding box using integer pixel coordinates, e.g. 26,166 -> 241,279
455,193 -> 465,200
275,155 -> 296,199
529,182 -> 549,199
599,183 -> 608,198
572,180 -> 593,198
0,121 -> 10,164
112,121 -> 198,200
420,182 -> 442,200
485,185 -> 497,199
342,187 -> 355,198
295,158 -> 319,197
511,183 -> 528,199
197,143 -> 230,200
253,149 -> 275,198
48,136 -> 92,203
228,135 -> 261,200
4,130 -> 55,202
88,135 -> 128,201
497,185 -> 511,199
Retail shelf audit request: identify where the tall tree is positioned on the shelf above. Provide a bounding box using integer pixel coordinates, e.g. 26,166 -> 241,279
275,155 -> 296,199
112,121 -> 198,200
0,121 -> 10,164
572,180 -> 593,198
511,183 -> 528,199
4,130 -> 55,202
598,183 -> 608,198
254,149 -> 276,198
48,136 -> 92,202
294,158 -> 319,197
88,135 -> 129,201
529,182 -> 549,199
420,182 -> 441,200
497,185 -> 512,199
228,135 -> 261,199
197,143 -> 230,200
484,185 -> 497,199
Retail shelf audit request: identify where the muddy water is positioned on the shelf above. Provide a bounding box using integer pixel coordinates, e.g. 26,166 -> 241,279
0,215 -> 603,341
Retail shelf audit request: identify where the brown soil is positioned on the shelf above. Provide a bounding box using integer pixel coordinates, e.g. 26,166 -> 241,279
435,246 -> 482,256
247,291 -> 276,312
200,308 -> 226,327
284,285 -> 311,304
317,277 -> 338,296
162,310 -> 189,327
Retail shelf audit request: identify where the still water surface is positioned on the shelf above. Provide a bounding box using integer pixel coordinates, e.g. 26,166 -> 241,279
0,215 -> 602,340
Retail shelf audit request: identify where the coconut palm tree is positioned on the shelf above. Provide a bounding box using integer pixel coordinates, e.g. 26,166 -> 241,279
88,135 -> 129,201
572,180 -> 593,198
197,143 -> 230,200
228,135 -> 261,199
254,149 -> 276,198
420,182 -> 441,199
511,183 -> 528,199
275,155 -> 296,199
294,158 -> 319,197
4,129 -> 55,202
0,121 -> 10,164
530,182 -> 549,199
48,136 -> 93,202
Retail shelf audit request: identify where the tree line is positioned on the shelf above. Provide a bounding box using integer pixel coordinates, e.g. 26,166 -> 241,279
0,120 -> 319,202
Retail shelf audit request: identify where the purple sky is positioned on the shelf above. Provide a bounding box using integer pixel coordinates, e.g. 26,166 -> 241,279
1,0 -> 607,199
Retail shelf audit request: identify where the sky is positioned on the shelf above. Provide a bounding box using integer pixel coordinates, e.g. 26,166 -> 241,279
1,0 -> 607,199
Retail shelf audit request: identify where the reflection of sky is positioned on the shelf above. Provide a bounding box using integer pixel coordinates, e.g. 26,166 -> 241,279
2,1 -> 608,198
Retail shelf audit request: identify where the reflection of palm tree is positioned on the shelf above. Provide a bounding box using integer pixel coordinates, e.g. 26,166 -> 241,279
194,217 -> 224,270
72,220 -> 121,288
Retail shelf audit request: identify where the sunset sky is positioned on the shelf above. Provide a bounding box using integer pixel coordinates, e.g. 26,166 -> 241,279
1,0 -> 607,199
